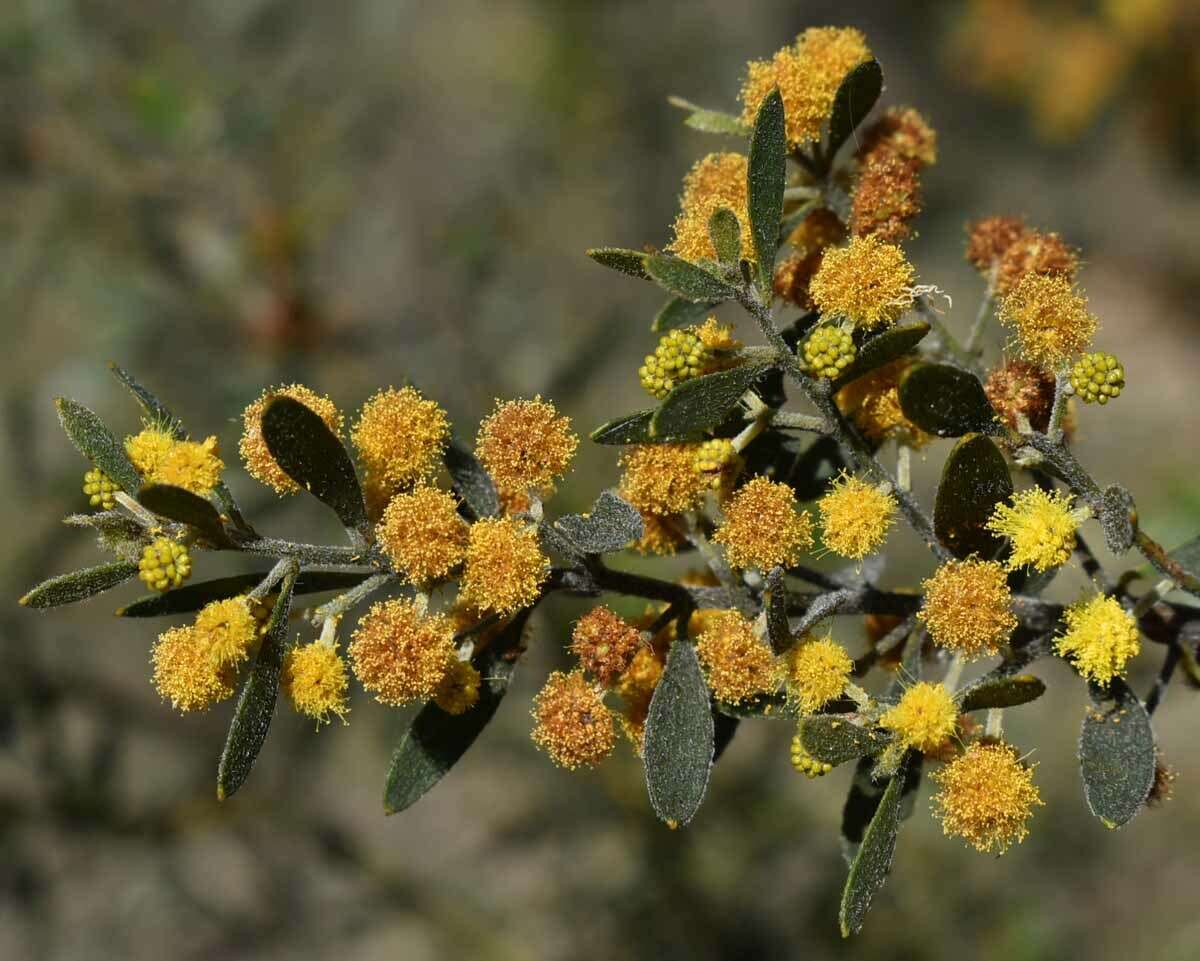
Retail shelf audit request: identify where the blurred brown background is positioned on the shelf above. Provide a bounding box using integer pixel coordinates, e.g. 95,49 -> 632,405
3,2 -> 1200,959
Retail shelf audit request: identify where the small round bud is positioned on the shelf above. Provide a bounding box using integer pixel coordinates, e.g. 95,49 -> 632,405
639,328 -> 717,399
693,438 -> 741,491
1070,351 -> 1125,405
138,537 -> 192,593
83,468 -> 119,510
803,325 -> 857,378
790,735 -> 834,778
530,670 -> 617,769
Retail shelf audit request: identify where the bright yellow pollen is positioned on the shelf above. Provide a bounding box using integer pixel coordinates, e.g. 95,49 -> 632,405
932,742 -> 1043,854
459,518 -> 550,616
618,443 -> 708,516
125,427 -> 175,476
667,152 -> 752,265
348,599 -> 455,706
531,670 -> 616,769
880,681 -> 958,753
433,658 -> 482,715
739,27 -> 872,147
987,488 -> 1080,572
695,609 -> 782,705
352,387 -> 449,493
127,426 -> 223,494
714,477 -> 814,570
785,636 -> 853,714
809,236 -> 916,328
999,273 -> 1097,370
696,317 -> 739,352
919,559 -> 1017,659
817,472 -> 897,560
194,596 -> 259,668
377,485 -> 469,584
1055,594 -> 1141,684
475,396 -> 578,499
240,384 -> 344,494
151,626 -> 236,713
281,642 -> 350,726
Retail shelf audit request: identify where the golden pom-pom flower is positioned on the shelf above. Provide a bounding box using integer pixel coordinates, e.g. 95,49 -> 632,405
531,670 -> 617,769
194,596 -> 260,668
880,681 -> 958,753
151,626 -> 236,713
82,468 -> 120,510
138,537 -> 192,592
348,599 -> 455,705
932,742 -> 1042,854
817,472 -> 897,560
127,426 -> 223,494
714,476 -> 814,570
571,606 -> 643,687
809,236 -> 916,328
125,427 -> 176,476
667,152 -> 751,265
281,642 -> 350,726
784,636 -> 853,714
475,396 -> 578,498
1055,594 -> 1141,684
987,488 -> 1081,572
695,610 -> 782,705
998,273 -> 1097,369
351,386 -> 449,491
433,658 -> 482,715
739,27 -> 872,147
618,443 -> 707,515
459,518 -> 549,616
919,559 -> 1017,659
240,384 -> 344,494
376,485 -> 469,584
836,359 -> 932,448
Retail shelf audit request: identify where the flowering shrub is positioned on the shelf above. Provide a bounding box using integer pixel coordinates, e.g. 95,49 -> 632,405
19,26 -> 1200,937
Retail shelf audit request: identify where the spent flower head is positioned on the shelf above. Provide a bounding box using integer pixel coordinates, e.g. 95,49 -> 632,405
571,606 -> 642,687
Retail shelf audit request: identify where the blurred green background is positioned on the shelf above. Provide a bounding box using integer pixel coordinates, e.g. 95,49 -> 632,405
3,2 -> 1200,959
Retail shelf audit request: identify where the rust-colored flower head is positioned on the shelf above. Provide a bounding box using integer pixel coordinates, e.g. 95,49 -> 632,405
475,396 -> 578,499
282,641 -> 350,726
785,635 -> 853,714
695,609 -> 782,704
377,485 -> 469,584
570,606 -> 643,687
817,472 -> 897,560
919,559 -> 1017,659
857,107 -> 938,168
995,230 -> 1079,296
151,626 -> 237,713
348,599 -> 455,706
880,681 -> 958,753
850,154 -> 923,244
932,741 -> 1042,854
714,476 -> 814,570
459,518 -> 549,616
433,657 -> 482,716
984,358 -> 1058,432
351,386 -> 449,493
809,236 -> 916,328
836,359 -> 932,448
788,207 -> 848,257
240,385 -> 343,494
667,153 -> 751,265
965,216 -> 1027,272
531,670 -> 617,769
998,273 -> 1097,369
618,443 -> 708,516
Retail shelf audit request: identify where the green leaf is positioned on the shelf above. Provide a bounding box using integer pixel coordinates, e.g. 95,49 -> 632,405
216,568 -> 298,801
137,483 -> 232,547
20,561 -> 140,609
117,570 -> 374,617
644,640 -> 714,827
898,363 -> 998,438
444,437 -> 499,520
555,491 -> 643,554
714,692 -> 789,719
586,247 -> 649,280
830,322 -> 930,390
708,208 -> 742,264
109,362 -> 185,438
1167,534 -> 1200,598
261,396 -> 368,537
667,96 -> 750,136
652,296 -> 719,333
650,363 -> 771,438
959,674 -> 1046,712
764,567 -> 791,653
55,398 -> 141,495
1100,485 -> 1136,555
826,59 -> 884,162
712,711 -> 740,762
384,611 -> 528,814
839,760 -> 907,937
591,409 -> 656,445
800,716 -> 891,767
645,253 -> 737,304
933,434 -> 1014,559
1079,678 -> 1156,829
747,88 -> 786,285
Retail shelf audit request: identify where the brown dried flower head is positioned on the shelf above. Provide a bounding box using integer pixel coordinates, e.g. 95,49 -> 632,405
571,606 -> 643,687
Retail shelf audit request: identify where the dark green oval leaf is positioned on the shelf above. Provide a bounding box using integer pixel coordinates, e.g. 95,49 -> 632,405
959,674 -> 1046,712
55,398 -> 141,496
830,322 -> 930,390
650,363 -> 771,438
1079,678 -> 1156,829
714,692 -> 789,719
262,396 -> 368,537
748,89 -> 786,283
138,483 -> 232,547
708,208 -> 742,264
384,611 -> 528,813
444,437 -> 499,520
826,59 -> 884,162
591,409 -> 656,445
645,253 -> 737,304
117,570 -> 374,617
801,716 -> 891,767
712,711 -> 740,762
839,759 -> 907,938
216,567 -> 298,801
20,561 -> 140,610
899,363 -> 997,438
644,640 -> 714,827
555,491 -> 643,554
652,296 -> 719,333
764,567 -> 791,653
1100,484 -> 1136,556
586,247 -> 649,280
933,433 -> 1014,559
